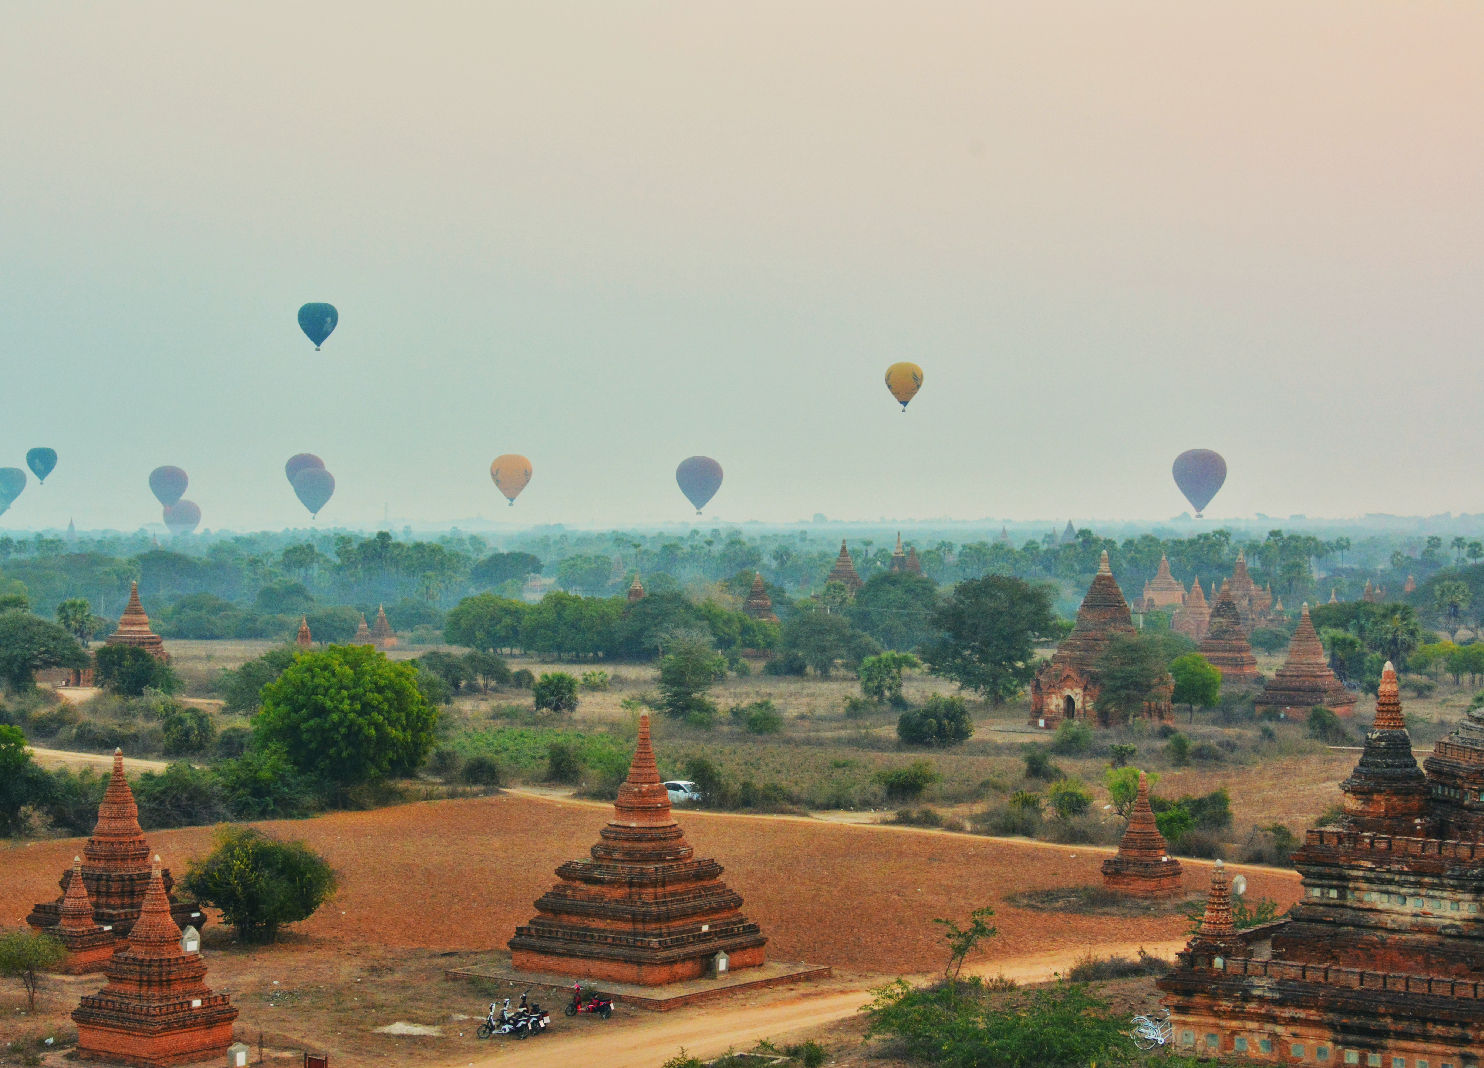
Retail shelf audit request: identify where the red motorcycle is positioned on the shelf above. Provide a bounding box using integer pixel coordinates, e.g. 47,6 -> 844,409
564,980 -> 614,1020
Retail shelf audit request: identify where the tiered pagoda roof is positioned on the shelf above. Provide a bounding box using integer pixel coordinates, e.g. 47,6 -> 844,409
1142,554 -> 1186,610
742,573 -> 779,624
510,713 -> 766,984
1059,521 -> 1077,545
296,617 -> 312,648
1425,690 -> 1484,840
51,857 -> 115,973
1172,578 -> 1211,642
825,541 -> 863,593
1029,551 -> 1143,728
888,533 -> 908,572
73,857 -> 238,1067
1338,662 -> 1429,835
1101,773 -> 1182,898
104,583 -> 167,661
352,614 -> 373,645
371,604 -> 397,649
1196,581 -> 1258,682
905,546 -> 923,574
627,576 -> 646,602
1254,604 -> 1357,718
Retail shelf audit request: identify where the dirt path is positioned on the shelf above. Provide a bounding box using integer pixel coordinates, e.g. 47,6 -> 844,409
24,746 -> 170,773
453,939 -> 1188,1068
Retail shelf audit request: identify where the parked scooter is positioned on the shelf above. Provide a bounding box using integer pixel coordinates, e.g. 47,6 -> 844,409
513,992 -> 551,1039
476,999 -> 522,1039
565,980 -> 614,1020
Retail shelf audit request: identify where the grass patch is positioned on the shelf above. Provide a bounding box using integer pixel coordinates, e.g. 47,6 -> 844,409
1007,885 -> 1200,918
1067,950 -> 1170,982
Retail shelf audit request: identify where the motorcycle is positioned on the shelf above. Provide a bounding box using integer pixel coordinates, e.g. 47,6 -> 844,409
476,998 -> 524,1039
564,980 -> 614,1020
513,992 -> 551,1040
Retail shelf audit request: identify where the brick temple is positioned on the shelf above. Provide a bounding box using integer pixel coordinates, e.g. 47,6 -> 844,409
1159,664 -> 1484,1064
296,616 -> 313,649
1196,581 -> 1259,683
1138,553 -> 1187,612
1030,551 -> 1172,729
49,857 -> 116,974
824,541 -> 864,594
74,856 -> 238,1067
1226,551 -> 1280,633
1101,773 -> 1183,898
1172,577 -> 1211,642
352,614 -> 372,644
29,750 -> 203,970
104,583 -> 168,661
628,576 -> 646,602
1254,603 -> 1358,719
509,713 -> 767,984
370,605 -> 397,649
743,572 -> 779,624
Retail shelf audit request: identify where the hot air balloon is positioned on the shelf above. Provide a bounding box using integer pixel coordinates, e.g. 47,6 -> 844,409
292,467 -> 335,517
676,456 -> 723,515
1172,449 -> 1227,518
884,362 -> 924,411
0,468 -> 26,510
26,448 -> 56,484
298,303 -> 339,350
489,455 -> 532,506
163,500 -> 201,534
149,466 -> 188,508
285,453 -> 325,484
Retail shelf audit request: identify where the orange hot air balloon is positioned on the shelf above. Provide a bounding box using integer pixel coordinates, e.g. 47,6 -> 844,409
884,362 -> 923,411
490,454 -> 532,505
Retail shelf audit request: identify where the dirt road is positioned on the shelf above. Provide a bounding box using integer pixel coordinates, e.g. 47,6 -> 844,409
25,746 -> 169,773
453,939 -> 1189,1068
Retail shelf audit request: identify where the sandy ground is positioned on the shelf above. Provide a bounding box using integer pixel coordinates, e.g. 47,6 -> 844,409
23,746 -> 170,774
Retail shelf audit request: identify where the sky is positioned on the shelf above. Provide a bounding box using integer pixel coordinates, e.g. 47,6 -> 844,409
2,3 -> 1482,532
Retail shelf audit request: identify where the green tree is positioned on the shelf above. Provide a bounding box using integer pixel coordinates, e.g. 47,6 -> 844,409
0,724 -> 53,836
94,644 -> 177,696
875,759 -> 940,801
1164,733 -> 1192,766
1435,580 -> 1471,626
847,572 -> 940,650
1045,777 -> 1093,819
1093,633 -> 1172,728
657,641 -> 726,724
0,929 -> 65,1011
555,553 -> 616,595
532,671 -> 579,713
443,593 -> 529,652
896,693 -> 974,746
1169,653 -> 1221,722
1307,706 -> 1350,744
779,611 -> 880,677
859,651 -> 920,705
161,706 -> 216,755
254,644 -> 438,788
55,598 -> 98,647
0,612 -> 88,692
920,575 -> 1059,704
1103,766 -> 1159,818
932,905 -> 998,980
470,551 -> 542,589
182,826 -> 337,943
219,647 -> 299,713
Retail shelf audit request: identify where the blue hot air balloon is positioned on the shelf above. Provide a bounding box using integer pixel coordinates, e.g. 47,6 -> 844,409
0,468 -> 26,513
163,500 -> 201,534
1172,449 -> 1227,518
298,303 -> 339,350
292,467 -> 335,517
675,456 -> 723,515
26,448 -> 57,484
149,466 -> 188,508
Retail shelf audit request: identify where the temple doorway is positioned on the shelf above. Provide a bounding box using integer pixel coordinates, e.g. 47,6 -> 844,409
1063,695 -> 1076,719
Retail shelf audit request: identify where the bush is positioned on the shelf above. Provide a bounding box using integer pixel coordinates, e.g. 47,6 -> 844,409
1045,778 -> 1093,819
739,700 -> 784,735
1155,805 -> 1195,843
1169,829 -> 1227,859
1307,706 -> 1351,744
1108,742 -> 1137,768
1164,732 -> 1192,765
975,801 -> 1042,837
1021,746 -> 1064,781
896,693 -> 974,746
1067,951 -> 1169,983
214,726 -> 252,759
132,761 -> 229,828
511,668 -> 535,689
182,826 -> 337,943
1190,741 -> 1223,762
784,1041 -> 828,1068
579,670 -> 610,691
546,741 -> 583,783
657,642 -> 726,723
161,707 -> 215,755
0,929 -> 66,1011
217,647 -> 299,713
94,644 -> 178,697
1048,719 -> 1094,755
876,760 -> 940,802
1240,823 -> 1299,867
214,750 -> 316,820
458,755 -> 503,786
532,672 -> 579,713
842,695 -> 876,719
1250,627 -> 1292,654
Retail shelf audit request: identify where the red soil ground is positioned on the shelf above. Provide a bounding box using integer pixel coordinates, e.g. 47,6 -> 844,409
1,792 -> 1301,976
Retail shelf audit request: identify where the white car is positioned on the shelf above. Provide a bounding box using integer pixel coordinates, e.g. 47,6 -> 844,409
664,780 -> 703,804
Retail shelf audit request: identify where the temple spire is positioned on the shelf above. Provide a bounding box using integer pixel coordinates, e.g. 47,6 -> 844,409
1199,861 -> 1236,940
1097,549 -> 1112,575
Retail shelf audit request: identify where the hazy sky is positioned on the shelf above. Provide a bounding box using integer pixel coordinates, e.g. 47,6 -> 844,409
2,3 -> 1482,532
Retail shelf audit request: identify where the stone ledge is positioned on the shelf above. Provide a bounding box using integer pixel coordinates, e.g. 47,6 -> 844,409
446,953 -> 832,1012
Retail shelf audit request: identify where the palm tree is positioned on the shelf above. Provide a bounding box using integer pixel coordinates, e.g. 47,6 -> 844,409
1453,537 -> 1468,565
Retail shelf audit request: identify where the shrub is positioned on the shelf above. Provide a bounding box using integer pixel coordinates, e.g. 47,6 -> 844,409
183,826 -> 337,943
842,695 -> 875,719
1164,732 -> 1192,765
1008,789 -> 1042,813
1190,741 -> 1223,762
859,651 -> 920,706
546,741 -> 583,783
1067,950 -> 1169,982
532,672 -> 579,713
1108,742 -> 1138,768
1307,706 -> 1351,744
94,644 -> 178,697
896,693 -> 974,746
657,642 -> 726,723
742,700 -> 784,735
975,801 -> 1042,837
784,1041 -> 827,1068
1250,627 -> 1292,654
214,726 -> 252,759
1240,823 -> 1299,867
1154,805 -> 1195,843
876,760 -> 940,802
161,706 -> 215,755
132,762 -> 228,829
0,930 -> 66,1011
511,668 -> 535,689
217,647 -> 299,713
1045,778 -> 1093,819
1048,719 -> 1094,755
458,755 -> 503,786
214,750 -> 315,820
579,670 -> 610,692
1021,746 -> 1064,781
1169,829 -> 1226,858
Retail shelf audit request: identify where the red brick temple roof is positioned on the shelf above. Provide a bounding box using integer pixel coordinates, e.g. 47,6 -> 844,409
627,576 -> 646,602
825,541 -> 863,593
1196,581 -> 1258,682
1339,663 -> 1430,835
1102,772 -> 1182,898
1255,604 -> 1357,718
296,617 -> 312,648
104,582 -> 167,661
743,572 -> 779,624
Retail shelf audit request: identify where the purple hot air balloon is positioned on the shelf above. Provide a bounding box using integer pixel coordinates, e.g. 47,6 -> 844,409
149,466 -> 188,508
1172,449 -> 1227,518
292,467 -> 335,517
285,453 -> 325,484
163,500 -> 201,534
675,456 -> 723,515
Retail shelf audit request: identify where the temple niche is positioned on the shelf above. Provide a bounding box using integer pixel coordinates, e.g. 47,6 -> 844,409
29,751 -> 203,971
1030,552 -> 1171,729
1138,554 -> 1187,613
1172,578 -> 1211,642
510,713 -> 766,984
105,583 -> 168,662
1196,581 -> 1259,684
743,572 -> 779,624
825,541 -> 864,595
1254,603 -> 1358,719
1159,664 -> 1484,1064
1101,773 -> 1183,899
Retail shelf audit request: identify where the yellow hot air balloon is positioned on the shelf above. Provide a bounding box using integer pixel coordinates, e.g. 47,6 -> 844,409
884,362 -> 923,411
490,454 -> 532,505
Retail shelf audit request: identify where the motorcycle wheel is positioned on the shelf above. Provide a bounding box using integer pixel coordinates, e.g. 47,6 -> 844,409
601,1006 -> 612,1020
514,1025 -> 528,1041
476,1024 -> 492,1039
565,1004 -> 577,1017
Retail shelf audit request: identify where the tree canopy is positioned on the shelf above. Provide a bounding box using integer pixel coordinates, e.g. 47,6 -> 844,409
0,611 -> 88,691
919,575 -> 1059,703
182,826 -> 337,943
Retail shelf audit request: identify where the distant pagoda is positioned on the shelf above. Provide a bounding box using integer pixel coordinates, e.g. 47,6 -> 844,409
627,576 -> 646,602
825,541 -> 864,594
1102,773 -> 1183,898
1196,581 -> 1259,683
1060,521 -> 1078,545
105,583 -> 167,662
1254,604 -> 1357,719
889,533 -> 909,572
370,604 -> 397,650
352,614 -> 373,645
1172,578 -> 1211,642
905,546 -> 923,575
1141,553 -> 1187,611
743,572 -> 779,624
510,713 -> 766,984
296,617 -> 313,649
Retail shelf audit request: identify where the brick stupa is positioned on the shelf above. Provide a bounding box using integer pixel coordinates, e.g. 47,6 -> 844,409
825,541 -> 864,594
74,856 -> 238,1067
888,533 -> 909,572
743,572 -> 779,624
1171,578 -> 1211,642
29,751 -> 203,968
370,604 -> 397,649
905,546 -> 923,574
1101,773 -> 1183,898
1141,554 -> 1187,611
352,614 -> 372,645
510,713 -> 767,984
1254,603 -> 1357,719
105,582 -> 167,661
50,857 -> 116,974
1196,581 -> 1258,683
296,616 -> 313,649
627,576 -> 646,602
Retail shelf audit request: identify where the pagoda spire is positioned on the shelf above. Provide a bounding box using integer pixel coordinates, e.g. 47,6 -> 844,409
1340,662 -> 1430,835
1199,861 -> 1236,940
1101,772 -> 1183,898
